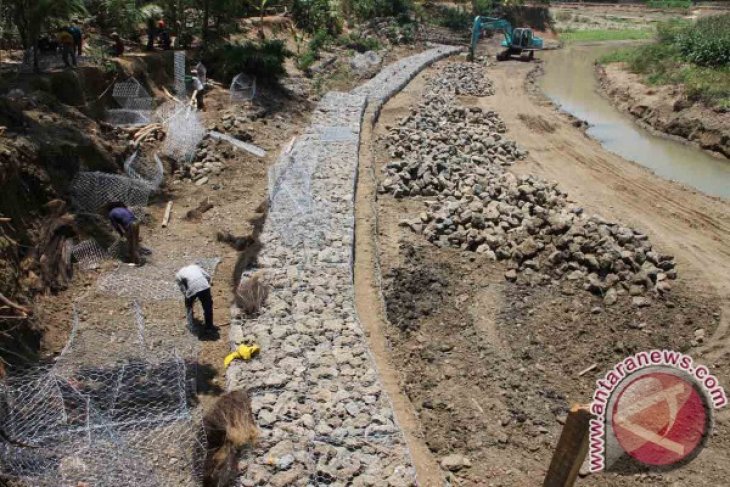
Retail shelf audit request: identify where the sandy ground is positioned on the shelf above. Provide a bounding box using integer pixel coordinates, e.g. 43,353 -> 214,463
356,47 -> 730,485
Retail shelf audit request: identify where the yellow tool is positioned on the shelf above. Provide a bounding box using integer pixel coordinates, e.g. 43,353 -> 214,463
224,344 -> 261,368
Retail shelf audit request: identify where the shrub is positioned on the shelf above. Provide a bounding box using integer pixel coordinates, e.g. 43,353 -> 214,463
292,0 -> 342,35
436,6 -> 472,31
295,29 -> 332,71
344,0 -> 413,21
207,39 -> 292,83
676,13 -> 730,67
338,33 -> 381,53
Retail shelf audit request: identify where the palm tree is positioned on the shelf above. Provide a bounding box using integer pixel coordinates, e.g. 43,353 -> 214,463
9,0 -> 87,72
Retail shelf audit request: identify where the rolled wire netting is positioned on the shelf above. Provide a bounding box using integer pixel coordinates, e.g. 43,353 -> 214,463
161,104 -> 206,163
124,150 -> 165,189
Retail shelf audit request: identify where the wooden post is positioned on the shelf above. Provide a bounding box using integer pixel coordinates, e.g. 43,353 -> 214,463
162,201 -> 173,227
543,404 -> 592,487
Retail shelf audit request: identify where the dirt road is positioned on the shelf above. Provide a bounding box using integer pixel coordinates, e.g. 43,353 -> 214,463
359,52 -> 730,485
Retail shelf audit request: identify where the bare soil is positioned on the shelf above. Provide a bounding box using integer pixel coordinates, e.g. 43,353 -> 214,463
359,51 -> 730,485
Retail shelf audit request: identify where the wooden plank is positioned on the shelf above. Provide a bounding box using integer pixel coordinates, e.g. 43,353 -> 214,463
543,404 -> 592,487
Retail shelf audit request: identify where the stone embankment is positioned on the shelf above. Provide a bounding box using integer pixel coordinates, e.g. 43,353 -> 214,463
226,45 -> 460,487
380,62 -> 677,307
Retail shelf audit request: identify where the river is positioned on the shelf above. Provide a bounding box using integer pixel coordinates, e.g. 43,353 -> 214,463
540,42 -> 730,199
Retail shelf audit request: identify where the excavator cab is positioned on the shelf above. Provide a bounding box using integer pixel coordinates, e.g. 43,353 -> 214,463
512,28 -> 533,49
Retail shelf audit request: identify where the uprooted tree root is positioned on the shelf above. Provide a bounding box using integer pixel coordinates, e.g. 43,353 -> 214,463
234,273 -> 268,317
203,389 -> 258,487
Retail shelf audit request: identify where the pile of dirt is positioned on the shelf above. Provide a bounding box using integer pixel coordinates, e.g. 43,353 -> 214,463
383,244 -> 450,331
597,63 -> 730,158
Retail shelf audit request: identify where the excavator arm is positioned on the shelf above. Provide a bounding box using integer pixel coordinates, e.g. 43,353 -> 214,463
471,16 -> 513,60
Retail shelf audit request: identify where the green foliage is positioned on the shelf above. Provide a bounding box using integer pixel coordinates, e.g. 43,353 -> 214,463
645,0 -> 691,9
599,18 -> 730,108
344,0 -> 413,21
291,0 -> 341,35
207,39 -> 291,82
337,32 -> 381,53
296,49 -> 317,70
435,6 -> 471,31
296,29 -> 333,70
102,0 -> 142,38
559,28 -> 652,43
473,0 -> 496,16
676,14 -> 730,67
8,0 -> 87,48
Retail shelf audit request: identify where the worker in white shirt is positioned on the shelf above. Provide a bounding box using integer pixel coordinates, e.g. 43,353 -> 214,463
175,263 -> 215,335
191,68 -> 205,110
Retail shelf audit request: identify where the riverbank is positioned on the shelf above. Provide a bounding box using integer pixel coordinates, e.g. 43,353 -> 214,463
597,62 -> 730,158
364,53 -> 730,485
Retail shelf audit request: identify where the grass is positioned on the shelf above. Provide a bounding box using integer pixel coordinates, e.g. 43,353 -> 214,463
559,28 -> 653,43
646,0 -> 691,9
599,44 -> 730,109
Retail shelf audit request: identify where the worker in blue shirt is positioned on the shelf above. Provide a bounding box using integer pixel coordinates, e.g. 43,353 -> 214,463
106,202 -> 141,265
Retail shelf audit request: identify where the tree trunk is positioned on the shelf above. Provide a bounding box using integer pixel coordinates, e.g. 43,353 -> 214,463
202,0 -> 210,47
33,37 -> 39,73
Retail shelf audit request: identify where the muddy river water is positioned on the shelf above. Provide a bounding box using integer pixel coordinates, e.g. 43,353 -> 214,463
540,42 -> 730,199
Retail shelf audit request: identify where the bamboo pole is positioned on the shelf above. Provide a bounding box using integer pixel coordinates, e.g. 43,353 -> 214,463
162,201 -> 173,228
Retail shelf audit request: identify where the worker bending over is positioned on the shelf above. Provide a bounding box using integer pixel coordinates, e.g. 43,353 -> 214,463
176,264 -> 216,337
106,202 -> 141,265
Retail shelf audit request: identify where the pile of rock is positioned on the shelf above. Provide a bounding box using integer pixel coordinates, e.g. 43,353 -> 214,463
172,137 -> 228,184
379,65 -> 676,305
428,62 -> 495,97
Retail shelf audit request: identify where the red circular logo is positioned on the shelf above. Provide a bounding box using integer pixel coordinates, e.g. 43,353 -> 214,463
611,371 -> 710,467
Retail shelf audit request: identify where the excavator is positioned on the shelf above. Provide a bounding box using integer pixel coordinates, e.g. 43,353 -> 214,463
470,16 -> 543,62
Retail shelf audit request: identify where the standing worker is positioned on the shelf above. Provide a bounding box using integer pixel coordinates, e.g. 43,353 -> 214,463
106,202 -> 141,265
175,264 -> 216,337
67,25 -> 83,56
157,19 -> 171,50
110,33 -> 125,56
56,28 -> 76,68
191,68 -> 205,110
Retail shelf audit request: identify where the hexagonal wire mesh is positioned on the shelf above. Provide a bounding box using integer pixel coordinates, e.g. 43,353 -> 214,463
174,51 -> 187,99
70,171 -> 152,217
108,77 -> 154,126
97,256 -> 220,301
124,150 -> 165,189
230,73 -> 256,102
161,104 -> 206,163
0,303 -> 205,487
